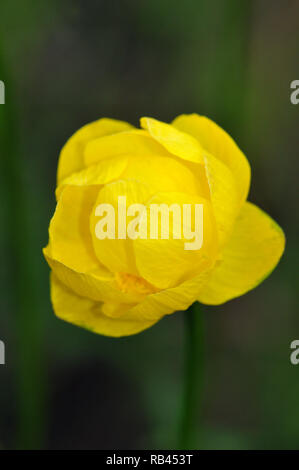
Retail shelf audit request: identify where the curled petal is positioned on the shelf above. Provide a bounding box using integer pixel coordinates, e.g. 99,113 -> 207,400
172,114 -> 251,205
57,118 -> 133,183
140,117 -> 204,164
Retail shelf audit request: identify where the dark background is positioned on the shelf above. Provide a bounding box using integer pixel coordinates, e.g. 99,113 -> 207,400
0,0 -> 298,450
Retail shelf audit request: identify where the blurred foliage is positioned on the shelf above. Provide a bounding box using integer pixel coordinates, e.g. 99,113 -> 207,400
0,0 -> 298,449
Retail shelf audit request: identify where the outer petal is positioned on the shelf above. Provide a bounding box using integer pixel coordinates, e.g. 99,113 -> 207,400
140,117 -> 204,164
172,114 -> 251,204
48,185 -> 101,273
50,262 -> 215,337
197,202 -> 285,305
44,185 -> 145,304
57,118 -> 133,183
50,274 -> 160,337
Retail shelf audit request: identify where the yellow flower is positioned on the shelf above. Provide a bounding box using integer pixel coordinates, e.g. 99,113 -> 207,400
43,114 -> 285,337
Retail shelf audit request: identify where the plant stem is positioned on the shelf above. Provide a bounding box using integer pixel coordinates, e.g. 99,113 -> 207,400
178,302 -> 204,449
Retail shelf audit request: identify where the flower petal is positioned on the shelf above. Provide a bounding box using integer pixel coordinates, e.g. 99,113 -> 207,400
172,114 -> 251,204
51,264 -> 215,338
50,274 -> 160,337
44,184 -> 145,303
48,185 -> 101,273
203,151 -> 239,246
140,117 -> 204,164
56,156 -> 128,200
90,179 -> 153,275
84,129 -> 170,167
57,118 -> 133,183
124,267 -> 214,322
44,250 -> 144,304
197,202 -> 285,304
133,192 -> 218,289
122,154 -> 204,196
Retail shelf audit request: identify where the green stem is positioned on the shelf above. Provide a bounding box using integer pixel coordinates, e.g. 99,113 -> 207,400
178,302 -> 204,449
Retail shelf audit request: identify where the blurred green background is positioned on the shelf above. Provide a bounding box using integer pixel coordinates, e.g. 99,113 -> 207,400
0,0 -> 298,450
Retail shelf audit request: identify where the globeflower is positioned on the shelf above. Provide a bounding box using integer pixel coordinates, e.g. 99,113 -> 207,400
43,114 -> 285,337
